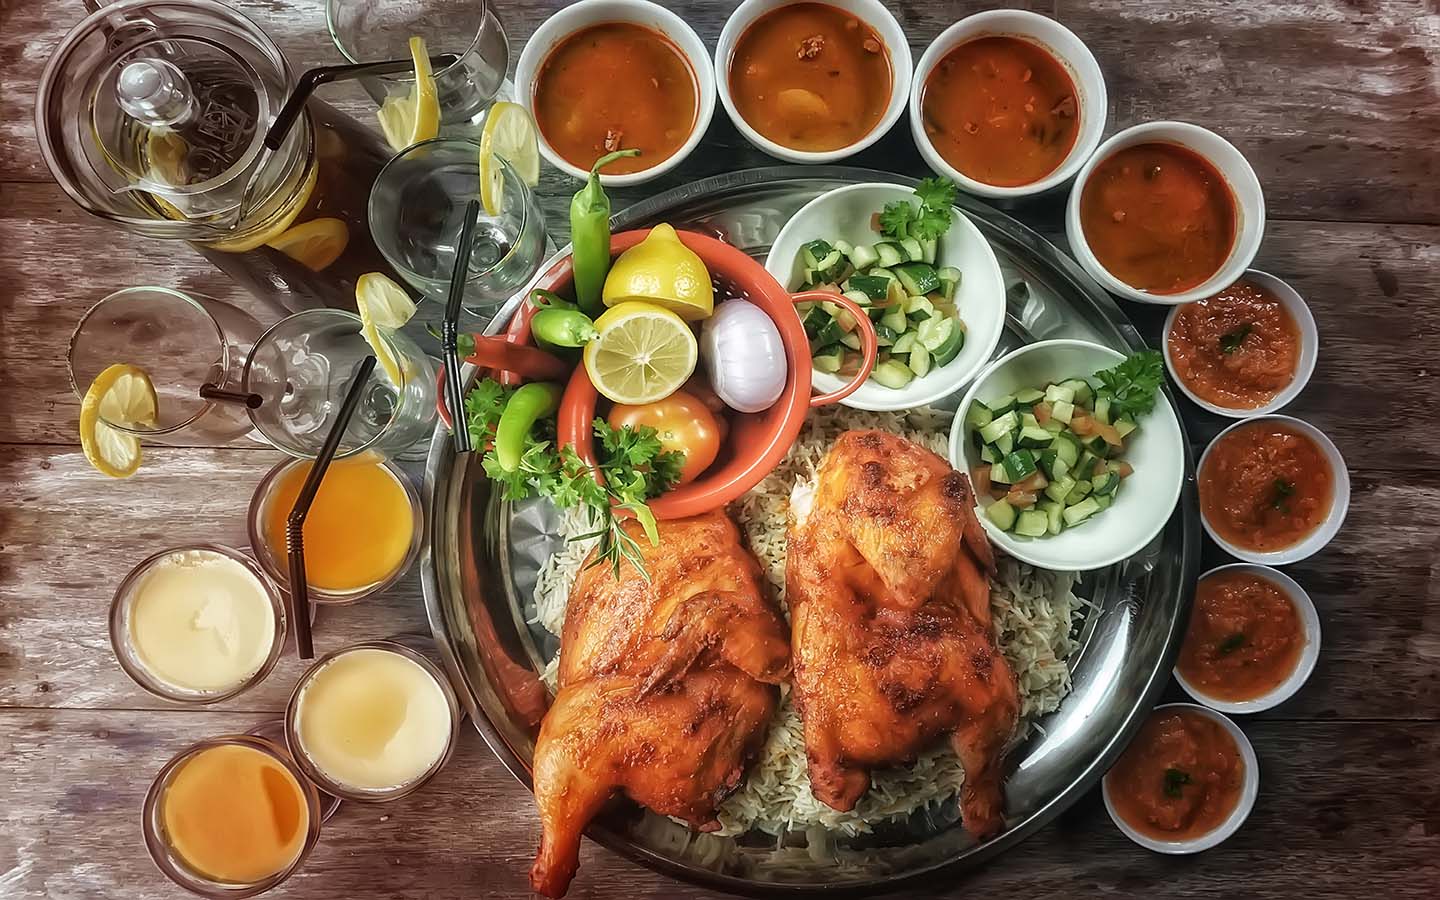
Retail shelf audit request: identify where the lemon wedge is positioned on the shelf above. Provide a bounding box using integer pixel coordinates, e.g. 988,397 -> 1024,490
602,223 -> 715,321
79,364 -> 158,479
266,217 -> 350,271
478,101 -> 541,216
583,301 -> 698,405
377,36 -> 441,152
355,273 -> 414,387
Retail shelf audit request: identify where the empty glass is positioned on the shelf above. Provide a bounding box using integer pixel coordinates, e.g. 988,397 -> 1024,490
369,138 -> 547,323
68,287 -> 265,445
242,309 -> 437,459
327,0 -> 510,129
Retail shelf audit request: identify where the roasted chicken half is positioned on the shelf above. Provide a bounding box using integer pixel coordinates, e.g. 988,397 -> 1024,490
786,430 -> 1019,840
530,510 -> 790,897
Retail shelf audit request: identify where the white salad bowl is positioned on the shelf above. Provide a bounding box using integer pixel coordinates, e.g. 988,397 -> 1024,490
1173,564 -> 1321,715
949,339 -> 1185,572
765,182 -> 1006,411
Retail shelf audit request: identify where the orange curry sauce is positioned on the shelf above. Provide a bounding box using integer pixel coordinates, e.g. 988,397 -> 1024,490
533,23 -> 697,175
728,2 -> 893,152
1168,279 -> 1301,409
1200,421 -> 1333,552
921,36 -> 1079,187
1178,571 -> 1304,701
1079,142 -> 1237,294
1107,709 -> 1245,841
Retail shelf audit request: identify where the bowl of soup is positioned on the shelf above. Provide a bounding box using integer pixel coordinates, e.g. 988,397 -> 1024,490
1175,564 -> 1321,714
715,0 -> 911,163
1103,704 -> 1258,854
1067,121 -> 1265,305
515,0 -> 716,186
1198,415 -> 1349,565
910,10 -> 1107,199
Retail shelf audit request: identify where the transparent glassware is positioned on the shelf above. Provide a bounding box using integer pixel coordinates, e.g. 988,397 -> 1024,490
68,286 -> 265,445
241,309 -> 438,458
327,0 -> 510,130
369,138 -> 546,323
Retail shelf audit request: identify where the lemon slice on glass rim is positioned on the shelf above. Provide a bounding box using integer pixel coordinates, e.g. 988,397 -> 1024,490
583,301 -> 698,405
377,36 -> 441,152
477,101 -> 541,216
355,272 -> 418,386
79,364 -> 158,478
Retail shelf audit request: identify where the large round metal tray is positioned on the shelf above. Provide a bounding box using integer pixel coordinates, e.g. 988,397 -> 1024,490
422,166 -> 1201,895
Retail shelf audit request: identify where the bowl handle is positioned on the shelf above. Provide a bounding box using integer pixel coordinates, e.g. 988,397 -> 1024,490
791,290 -> 877,408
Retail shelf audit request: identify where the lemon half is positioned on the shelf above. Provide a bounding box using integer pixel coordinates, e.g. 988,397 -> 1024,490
79,364 -> 158,478
601,224 -> 714,321
583,301 -> 698,405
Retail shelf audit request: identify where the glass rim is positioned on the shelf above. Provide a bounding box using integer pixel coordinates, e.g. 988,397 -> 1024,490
241,308 -> 409,460
142,733 -> 323,898
325,0 -> 491,81
245,455 -> 424,605
110,543 -> 288,704
283,639 -> 461,802
68,286 -> 230,436
369,137 -> 535,285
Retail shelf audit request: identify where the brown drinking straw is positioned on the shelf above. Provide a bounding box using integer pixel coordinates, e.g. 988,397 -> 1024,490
200,383 -> 264,409
285,355 -> 377,659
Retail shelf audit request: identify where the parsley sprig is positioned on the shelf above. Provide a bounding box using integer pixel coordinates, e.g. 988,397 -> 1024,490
464,379 -> 684,579
879,177 -> 959,242
1219,324 -> 1252,354
1092,351 -> 1165,420
1163,767 -> 1193,798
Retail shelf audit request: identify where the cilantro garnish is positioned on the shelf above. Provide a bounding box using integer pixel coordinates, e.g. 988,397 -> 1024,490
1219,324 -> 1253,354
879,177 -> 959,243
1091,351 -> 1164,420
1272,478 -> 1295,511
1163,767 -> 1193,798
1218,633 -> 1247,656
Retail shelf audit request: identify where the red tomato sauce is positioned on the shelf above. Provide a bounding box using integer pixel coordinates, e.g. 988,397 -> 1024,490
1079,142 -> 1237,294
920,36 -> 1079,187
1177,571 -> 1304,701
1200,422 -> 1333,552
1168,279 -> 1301,409
1107,709 -> 1245,841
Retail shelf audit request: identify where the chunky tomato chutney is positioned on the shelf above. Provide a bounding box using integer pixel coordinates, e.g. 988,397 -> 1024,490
1177,571 -> 1304,701
1200,421 -> 1333,552
1168,279 -> 1301,409
1107,708 -> 1245,841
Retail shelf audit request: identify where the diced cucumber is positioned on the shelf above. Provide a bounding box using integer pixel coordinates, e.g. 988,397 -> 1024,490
849,243 -> 880,271
1021,412 -> 1040,429
801,240 -> 833,269
1062,497 -> 1101,527
1041,417 -> 1066,435
1115,418 -> 1138,439
1076,450 -> 1099,480
994,430 -> 1015,454
965,400 -> 994,430
832,239 -> 853,257
1043,383 -> 1076,404
835,305 -> 860,332
1049,399 -> 1075,425
1050,434 -> 1081,468
1039,500 -> 1064,535
1038,450 -> 1070,482
1091,471 -> 1120,496
885,277 -> 908,308
909,345 -> 932,377
989,394 -> 1019,416
801,305 -> 830,338
809,317 -> 842,351
916,316 -> 955,352
919,237 -> 938,265
880,303 -> 908,334
812,345 -> 843,373
979,444 -> 997,464
1015,509 -> 1049,537
839,331 -> 862,350
892,331 -> 918,354
874,325 -> 898,346
871,360 -> 914,389
1018,425 -> 1053,448
1061,379 -> 1094,406
931,321 -> 965,366
874,241 -> 905,268
1065,479 -> 1093,505
899,237 -> 925,262
1083,434 -> 1111,458
894,262 -> 941,296
1093,392 -> 1112,425
979,411 -> 1019,444
937,266 -> 962,301
1094,493 -> 1114,510
846,274 -> 891,301
986,498 -> 1018,531
1015,387 -> 1046,407
989,460 -> 1013,484
1004,450 -> 1037,479
1044,476 -> 1076,504
906,295 -> 937,322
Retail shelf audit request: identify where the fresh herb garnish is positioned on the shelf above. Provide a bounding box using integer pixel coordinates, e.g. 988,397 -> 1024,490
1163,767 -> 1193,798
1218,633 -> 1247,656
1092,350 -> 1164,420
1272,478 -> 1295,510
1219,324 -> 1253,354
879,177 -> 959,242
465,379 -> 684,579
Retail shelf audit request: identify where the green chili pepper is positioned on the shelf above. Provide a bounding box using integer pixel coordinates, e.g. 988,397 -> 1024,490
495,382 -> 563,472
571,148 -> 641,316
530,308 -> 598,348
530,289 -> 576,311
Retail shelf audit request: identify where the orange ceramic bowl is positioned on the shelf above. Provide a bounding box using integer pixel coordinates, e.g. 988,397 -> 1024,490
528,228 -> 877,519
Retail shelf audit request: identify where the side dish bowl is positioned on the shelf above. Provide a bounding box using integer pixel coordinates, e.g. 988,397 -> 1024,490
766,182 -> 1006,410
910,9 -> 1107,199
951,339 -> 1185,571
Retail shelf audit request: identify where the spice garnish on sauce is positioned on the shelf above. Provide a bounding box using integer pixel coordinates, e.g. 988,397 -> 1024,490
1107,709 -> 1245,841
1178,570 -> 1305,701
1200,422 -> 1332,552
1168,279 -> 1301,409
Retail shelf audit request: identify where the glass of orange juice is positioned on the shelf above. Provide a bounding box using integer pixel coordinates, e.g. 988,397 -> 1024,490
246,453 -> 423,604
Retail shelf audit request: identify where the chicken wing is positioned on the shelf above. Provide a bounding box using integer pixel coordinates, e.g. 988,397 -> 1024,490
786,430 -> 1018,840
530,510 -> 790,897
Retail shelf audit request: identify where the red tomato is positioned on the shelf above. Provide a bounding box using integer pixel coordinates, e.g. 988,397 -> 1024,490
608,391 -> 723,485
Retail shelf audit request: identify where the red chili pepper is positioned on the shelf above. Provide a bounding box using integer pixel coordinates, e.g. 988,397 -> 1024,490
458,333 -> 571,382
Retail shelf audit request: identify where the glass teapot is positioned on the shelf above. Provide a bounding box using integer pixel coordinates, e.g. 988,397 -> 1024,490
35,0 -> 401,314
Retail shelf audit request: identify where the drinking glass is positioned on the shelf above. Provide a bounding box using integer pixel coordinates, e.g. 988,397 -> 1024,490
369,138 -> 547,323
68,287 -> 265,445
327,0 -> 510,129
242,309 -> 438,459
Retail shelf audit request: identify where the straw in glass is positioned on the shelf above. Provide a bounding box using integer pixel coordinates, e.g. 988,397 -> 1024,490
200,383 -> 264,409
442,199 -> 481,454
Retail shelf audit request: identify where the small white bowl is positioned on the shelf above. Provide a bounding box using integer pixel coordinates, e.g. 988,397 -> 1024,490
1197,415 -> 1350,565
909,10 -> 1107,199
1174,564 -> 1321,714
949,339 -> 1185,572
1103,703 -> 1259,854
765,182 -> 1006,411
715,0 -> 912,164
1066,121 -> 1266,306
514,0 -> 716,187
1162,270 -> 1318,419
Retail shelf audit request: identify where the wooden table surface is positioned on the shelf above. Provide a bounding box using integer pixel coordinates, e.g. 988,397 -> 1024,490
3,1 -> 1439,897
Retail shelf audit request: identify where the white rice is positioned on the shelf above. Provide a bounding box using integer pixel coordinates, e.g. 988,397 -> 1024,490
533,405 -> 1084,838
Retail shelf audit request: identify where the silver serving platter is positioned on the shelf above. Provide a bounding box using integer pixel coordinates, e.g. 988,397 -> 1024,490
422,166 -> 1201,895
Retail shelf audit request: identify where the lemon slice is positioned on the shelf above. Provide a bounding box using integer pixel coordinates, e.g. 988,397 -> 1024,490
583,301 -> 698,405
377,36 -> 441,152
79,364 -> 158,479
266,217 -> 350,271
356,272 -> 418,328
478,101 -> 540,216
204,163 -> 319,253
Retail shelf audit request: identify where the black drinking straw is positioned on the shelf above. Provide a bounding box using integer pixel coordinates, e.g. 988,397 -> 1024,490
442,199 -> 482,454
285,355 -> 377,659
199,383 -> 264,409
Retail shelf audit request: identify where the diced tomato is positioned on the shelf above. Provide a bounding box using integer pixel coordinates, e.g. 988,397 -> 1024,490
1070,414 -> 1095,436
972,466 -> 992,496
1014,471 -> 1049,492
1033,401 -> 1053,426
1097,422 -> 1124,448
1116,461 -> 1134,478
812,282 -> 843,297
870,212 -> 883,232
1006,489 -> 1038,509
838,351 -> 862,377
